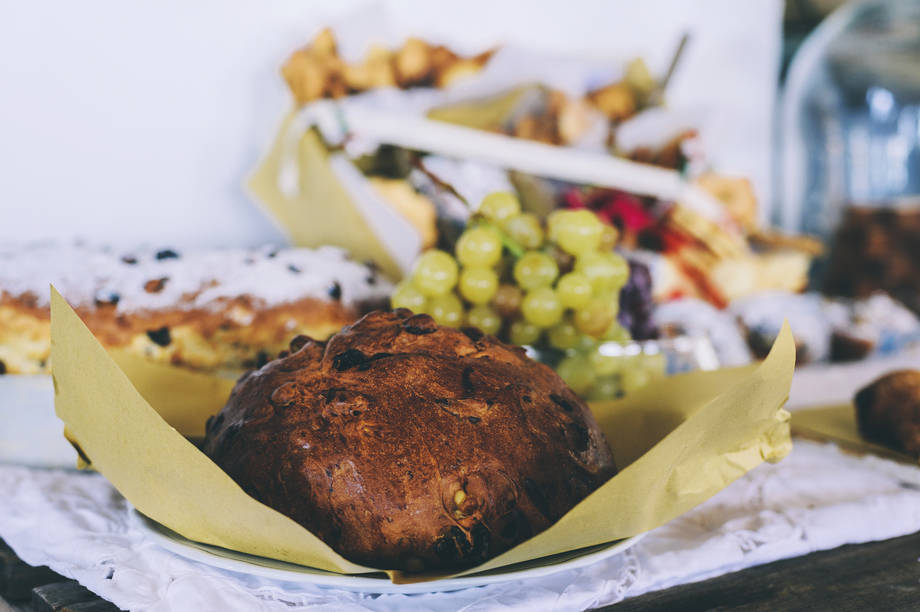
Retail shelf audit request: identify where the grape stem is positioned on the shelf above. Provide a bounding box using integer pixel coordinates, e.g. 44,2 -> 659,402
500,233 -> 525,258
483,223 -> 525,259
409,156 -> 471,208
478,220 -> 525,258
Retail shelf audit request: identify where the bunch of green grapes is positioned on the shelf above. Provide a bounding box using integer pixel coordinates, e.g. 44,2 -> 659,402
557,348 -> 667,401
391,192 -> 632,348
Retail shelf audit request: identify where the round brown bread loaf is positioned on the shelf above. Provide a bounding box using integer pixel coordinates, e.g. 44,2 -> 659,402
855,370 -> 920,457
202,309 -> 617,572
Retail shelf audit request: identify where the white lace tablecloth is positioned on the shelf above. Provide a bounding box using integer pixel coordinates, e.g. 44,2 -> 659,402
3,439 -> 920,612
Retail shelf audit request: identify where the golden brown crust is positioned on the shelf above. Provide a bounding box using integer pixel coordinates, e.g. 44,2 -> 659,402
203,309 -> 617,572
0,244 -> 391,375
0,294 -> 375,374
855,370 -> 920,457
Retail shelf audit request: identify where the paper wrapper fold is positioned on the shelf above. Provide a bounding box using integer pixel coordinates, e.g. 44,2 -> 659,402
51,287 -> 794,582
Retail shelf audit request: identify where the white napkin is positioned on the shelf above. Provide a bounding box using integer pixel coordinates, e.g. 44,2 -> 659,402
3,440 -> 920,612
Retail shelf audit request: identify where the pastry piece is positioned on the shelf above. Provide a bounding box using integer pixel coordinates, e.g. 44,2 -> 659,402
830,331 -> 875,362
730,292 -> 832,365
368,177 -> 438,249
696,174 -> 758,233
0,244 -> 391,375
203,310 -> 617,572
342,43 -> 396,92
855,370 -> 920,457
394,37 -> 434,86
653,298 -> 753,367
281,29 -> 491,105
587,82 -> 637,122
436,57 -> 486,89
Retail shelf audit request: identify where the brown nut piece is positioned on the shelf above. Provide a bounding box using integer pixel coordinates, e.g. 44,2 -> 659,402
696,173 -> 759,233
203,310 -> 616,572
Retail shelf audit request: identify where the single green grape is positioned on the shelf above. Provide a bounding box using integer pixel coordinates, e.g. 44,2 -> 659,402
455,226 -> 503,268
576,333 -> 600,353
509,319 -> 542,346
390,281 -> 427,312
466,304 -> 502,335
555,209 -> 604,255
503,213 -> 544,249
458,267 -> 499,305
589,376 -> 622,401
589,349 -> 625,377
478,192 -> 521,223
555,354 -> 596,395
546,209 -> 567,243
492,283 -> 523,318
574,297 -> 616,337
547,320 -> 580,350
513,251 -> 559,291
594,290 -> 621,318
521,287 -> 563,328
555,272 -> 593,309
598,224 -> 620,252
412,250 -> 459,297
574,251 -> 629,292
425,292 -> 464,327
601,320 -> 632,343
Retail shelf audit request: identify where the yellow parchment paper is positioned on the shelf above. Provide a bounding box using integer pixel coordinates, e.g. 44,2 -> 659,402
107,350 -> 236,439
51,287 -> 794,582
247,114 -> 403,280
792,404 -> 917,464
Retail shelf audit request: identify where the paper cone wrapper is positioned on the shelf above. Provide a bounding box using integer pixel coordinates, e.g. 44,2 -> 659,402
247,114 -> 419,281
51,287 -> 794,582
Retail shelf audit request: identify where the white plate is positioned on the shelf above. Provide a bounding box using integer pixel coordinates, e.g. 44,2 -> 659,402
132,509 -> 643,594
0,375 -> 77,468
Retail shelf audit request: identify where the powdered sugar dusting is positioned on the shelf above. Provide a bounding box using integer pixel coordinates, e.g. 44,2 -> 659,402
0,242 -> 392,313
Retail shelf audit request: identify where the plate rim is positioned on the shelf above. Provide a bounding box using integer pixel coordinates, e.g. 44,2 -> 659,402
130,508 -> 644,594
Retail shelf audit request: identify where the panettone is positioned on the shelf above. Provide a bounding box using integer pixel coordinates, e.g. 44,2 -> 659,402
203,309 -> 616,572
0,244 -> 390,375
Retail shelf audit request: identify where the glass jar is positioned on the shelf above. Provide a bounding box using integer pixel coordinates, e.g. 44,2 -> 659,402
780,0 -> 920,312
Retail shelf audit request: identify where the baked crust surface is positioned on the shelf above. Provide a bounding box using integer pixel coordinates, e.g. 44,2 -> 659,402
203,309 -> 617,572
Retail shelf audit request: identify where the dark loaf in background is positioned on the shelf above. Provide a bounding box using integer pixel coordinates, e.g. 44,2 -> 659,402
855,370 -> 920,457
203,309 -> 617,572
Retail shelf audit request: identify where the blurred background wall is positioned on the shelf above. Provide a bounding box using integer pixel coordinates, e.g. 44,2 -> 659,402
0,0 -> 782,249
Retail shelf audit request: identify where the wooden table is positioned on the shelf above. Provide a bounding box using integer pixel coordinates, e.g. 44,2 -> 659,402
3,532 -> 920,611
